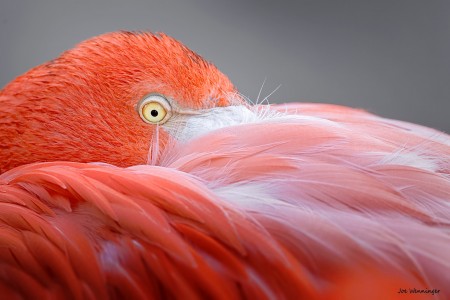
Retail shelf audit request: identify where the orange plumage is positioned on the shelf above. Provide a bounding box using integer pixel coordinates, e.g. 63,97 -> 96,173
0,32 -> 448,299
0,32 -> 237,172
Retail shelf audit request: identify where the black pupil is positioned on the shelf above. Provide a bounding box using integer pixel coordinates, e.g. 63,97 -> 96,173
151,110 -> 159,117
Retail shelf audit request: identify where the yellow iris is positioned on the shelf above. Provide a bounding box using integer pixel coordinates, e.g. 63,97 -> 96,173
138,94 -> 171,124
141,102 -> 167,123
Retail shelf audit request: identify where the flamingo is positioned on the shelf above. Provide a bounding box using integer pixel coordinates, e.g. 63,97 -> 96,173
0,31 -> 448,300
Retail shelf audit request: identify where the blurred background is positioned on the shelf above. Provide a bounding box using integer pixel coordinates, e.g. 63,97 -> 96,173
1,0 -> 449,132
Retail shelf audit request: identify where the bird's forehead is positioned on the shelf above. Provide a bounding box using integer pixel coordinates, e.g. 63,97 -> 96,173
81,32 -> 239,110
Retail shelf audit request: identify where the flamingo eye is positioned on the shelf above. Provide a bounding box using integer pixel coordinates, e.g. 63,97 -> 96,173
138,94 -> 171,124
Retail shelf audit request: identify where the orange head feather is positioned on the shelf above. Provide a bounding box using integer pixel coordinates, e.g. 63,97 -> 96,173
0,31 -> 238,173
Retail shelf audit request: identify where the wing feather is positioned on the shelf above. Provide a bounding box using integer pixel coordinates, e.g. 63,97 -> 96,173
1,103 -> 449,298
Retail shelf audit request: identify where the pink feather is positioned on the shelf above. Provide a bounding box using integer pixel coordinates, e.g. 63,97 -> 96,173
1,102 -> 448,299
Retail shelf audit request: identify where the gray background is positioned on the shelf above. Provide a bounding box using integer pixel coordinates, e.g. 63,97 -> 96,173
1,0 -> 449,132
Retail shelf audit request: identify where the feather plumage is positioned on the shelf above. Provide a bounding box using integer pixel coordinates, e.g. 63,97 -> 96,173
1,103 -> 449,298
0,32 -> 448,299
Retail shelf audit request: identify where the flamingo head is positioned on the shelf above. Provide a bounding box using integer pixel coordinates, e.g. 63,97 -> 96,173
0,32 -> 242,173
